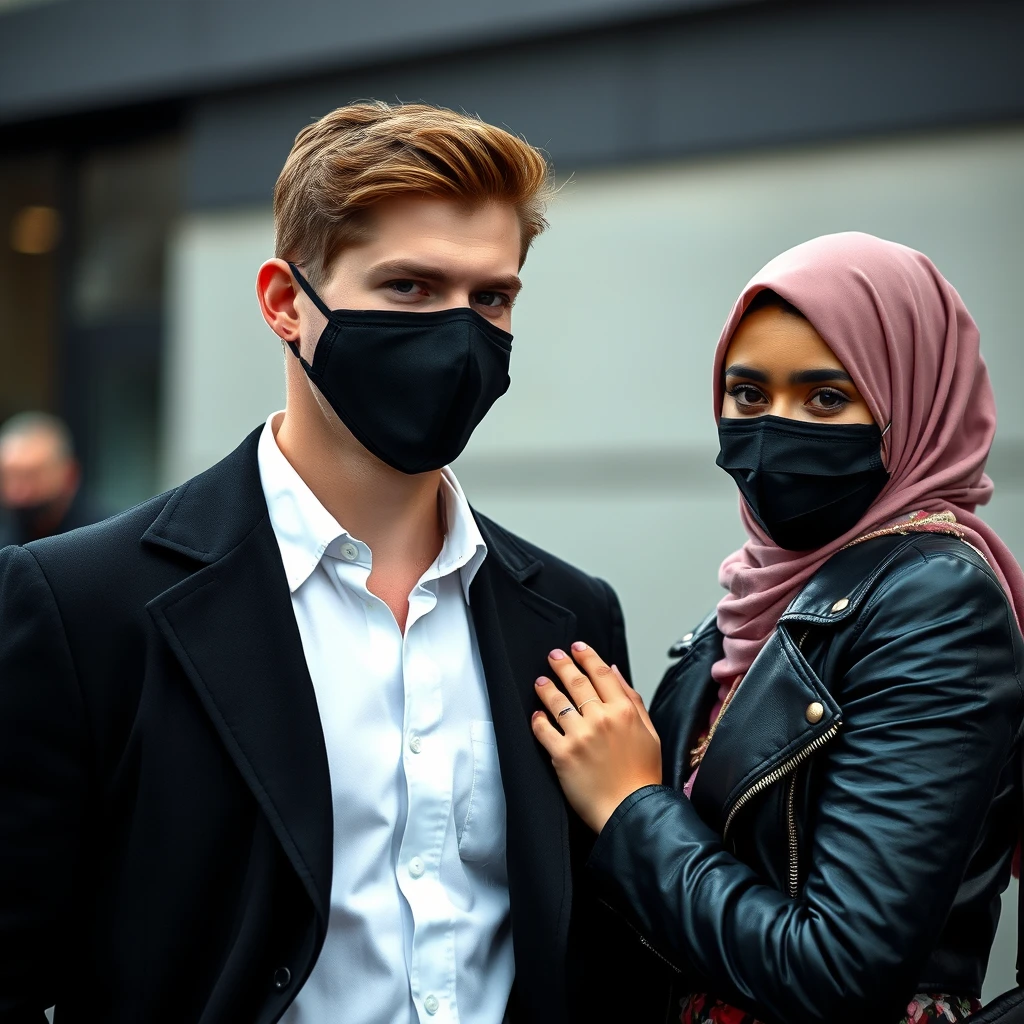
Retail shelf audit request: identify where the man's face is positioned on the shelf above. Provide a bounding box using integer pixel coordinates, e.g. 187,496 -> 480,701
0,432 -> 77,510
304,197 -> 523,337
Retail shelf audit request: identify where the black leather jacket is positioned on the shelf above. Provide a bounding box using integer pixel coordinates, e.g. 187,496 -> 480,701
589,532 -> 1024,1024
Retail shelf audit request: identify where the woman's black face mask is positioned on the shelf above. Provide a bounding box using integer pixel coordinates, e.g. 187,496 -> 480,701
716,415 -> 889,551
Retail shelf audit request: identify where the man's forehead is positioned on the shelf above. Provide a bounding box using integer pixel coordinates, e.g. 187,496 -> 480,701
360,197 -> 520,257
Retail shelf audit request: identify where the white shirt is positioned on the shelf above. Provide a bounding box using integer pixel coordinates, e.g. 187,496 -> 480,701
258,414 -> 514,1024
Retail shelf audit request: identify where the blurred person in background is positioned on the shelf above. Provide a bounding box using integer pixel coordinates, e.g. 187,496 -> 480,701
0,102 -> 673,1024
528,233 -> 1024,1024
0,412 -> 106,546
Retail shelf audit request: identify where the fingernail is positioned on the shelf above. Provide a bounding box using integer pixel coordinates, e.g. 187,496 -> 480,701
571,641 -> 588,652
532,711 -> 544,721
535,676 -> 550,686
549,649 -> 566,661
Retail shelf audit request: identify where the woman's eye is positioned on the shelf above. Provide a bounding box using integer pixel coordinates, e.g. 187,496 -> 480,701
808,388 -> 851,411
473,291 -> 510,309
728,384 -> 768,408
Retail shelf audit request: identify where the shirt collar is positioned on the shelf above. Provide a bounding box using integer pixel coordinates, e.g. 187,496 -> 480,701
257,414 -> 487,600
436,466 -> 488,602
257,414 -> 350,592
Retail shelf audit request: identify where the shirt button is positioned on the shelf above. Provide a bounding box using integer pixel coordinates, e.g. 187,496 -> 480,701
408,734 -> 422,754
340,542 -> 359,561
424,994 -> 440,1015
409,857 -> 425,879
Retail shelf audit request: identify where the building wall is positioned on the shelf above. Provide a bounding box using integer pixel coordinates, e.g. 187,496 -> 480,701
165,123 -> 1024,998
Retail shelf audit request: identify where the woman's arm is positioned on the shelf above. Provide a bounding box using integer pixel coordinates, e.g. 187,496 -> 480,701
547,548 -> 1024,1024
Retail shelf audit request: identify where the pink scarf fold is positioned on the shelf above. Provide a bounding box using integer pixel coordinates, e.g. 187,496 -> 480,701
712,232 -> 1024,685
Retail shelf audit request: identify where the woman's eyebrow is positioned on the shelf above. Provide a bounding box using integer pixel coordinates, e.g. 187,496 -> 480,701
789,368 -> 855,385
724,364 -> 769,383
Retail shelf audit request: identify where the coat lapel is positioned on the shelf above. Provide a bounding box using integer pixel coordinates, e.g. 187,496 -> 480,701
470,516 -> 577,1020
143,430 -> 333,928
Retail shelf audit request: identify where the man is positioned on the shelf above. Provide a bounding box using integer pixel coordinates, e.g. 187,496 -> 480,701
0,412 -> 105,546
0,102 -> 674,1023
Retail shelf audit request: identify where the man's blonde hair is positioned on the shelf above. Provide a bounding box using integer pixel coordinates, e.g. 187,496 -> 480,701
274,101 -> 553,286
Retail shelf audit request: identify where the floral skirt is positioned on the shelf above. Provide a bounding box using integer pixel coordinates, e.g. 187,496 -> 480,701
681,993 -> 982,1023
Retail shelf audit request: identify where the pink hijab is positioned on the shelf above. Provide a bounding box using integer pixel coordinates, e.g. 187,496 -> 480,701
712,231 -> 1024,686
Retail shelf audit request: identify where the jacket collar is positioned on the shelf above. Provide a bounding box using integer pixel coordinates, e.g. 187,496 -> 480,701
142,426 -> 269,564
781,532 -> 928,625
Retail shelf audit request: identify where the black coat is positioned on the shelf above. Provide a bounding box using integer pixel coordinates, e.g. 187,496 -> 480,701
0,428 -> 675,1024
588,532 -> 1024,1024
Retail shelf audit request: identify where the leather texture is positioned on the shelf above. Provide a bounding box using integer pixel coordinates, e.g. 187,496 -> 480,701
0,427 -> 674,1024
588,532 -> 1024,1024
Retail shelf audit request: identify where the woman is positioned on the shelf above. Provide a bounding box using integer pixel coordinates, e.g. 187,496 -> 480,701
529,232 -> 1024,1024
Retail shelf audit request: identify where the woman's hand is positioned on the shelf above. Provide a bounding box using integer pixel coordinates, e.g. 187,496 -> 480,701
531,642 -> 662,833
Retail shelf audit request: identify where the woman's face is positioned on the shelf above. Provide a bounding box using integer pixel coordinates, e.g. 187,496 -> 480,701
721,306 -> 875,425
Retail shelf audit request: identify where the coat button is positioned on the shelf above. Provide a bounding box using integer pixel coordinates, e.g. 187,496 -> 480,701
805,702 -> 824,724
273,967 -> 292,991
830,598 -> 850,613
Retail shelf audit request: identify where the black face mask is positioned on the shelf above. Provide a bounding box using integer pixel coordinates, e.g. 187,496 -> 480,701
285,263 -> 513,474
716,415 -> 890,551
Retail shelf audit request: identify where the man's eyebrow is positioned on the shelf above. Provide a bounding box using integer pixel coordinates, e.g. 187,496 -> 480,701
367,259 -> 522,293
723,364 -> 770,383
789,368 -> 855,385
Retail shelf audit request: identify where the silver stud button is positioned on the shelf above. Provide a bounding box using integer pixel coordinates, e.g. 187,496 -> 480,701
805,702 -> 824,724
830,598 -> 850,613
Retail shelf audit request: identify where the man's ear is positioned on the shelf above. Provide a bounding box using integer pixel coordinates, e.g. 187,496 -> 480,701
256,259 -> 301,344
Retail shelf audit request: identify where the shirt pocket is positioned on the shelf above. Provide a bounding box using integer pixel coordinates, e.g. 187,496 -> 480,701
457,720 -> 507,864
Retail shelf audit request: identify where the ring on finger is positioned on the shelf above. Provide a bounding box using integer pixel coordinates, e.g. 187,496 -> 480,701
557,705 -> 577,719
577,698 -> 600,712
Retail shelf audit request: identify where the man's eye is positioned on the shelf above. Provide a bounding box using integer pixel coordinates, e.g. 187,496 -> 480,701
473,291 -> 509,308
388,280 -> 426,296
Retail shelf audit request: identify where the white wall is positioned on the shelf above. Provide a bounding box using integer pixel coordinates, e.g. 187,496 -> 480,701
165,124 -> 1024,999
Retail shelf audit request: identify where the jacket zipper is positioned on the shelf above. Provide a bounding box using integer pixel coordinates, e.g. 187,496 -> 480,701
720,721 -> 840,843
785,770 -> 799,899
785,629 -> 811,899
599,898 -> 683,975
721,626 -> 842,899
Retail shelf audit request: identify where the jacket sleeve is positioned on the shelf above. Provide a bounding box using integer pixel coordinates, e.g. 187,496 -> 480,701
0,545 -> 89,1021
587,548 -> 1024,1024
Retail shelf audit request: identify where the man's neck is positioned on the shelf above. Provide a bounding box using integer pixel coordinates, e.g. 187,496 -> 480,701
272,402 -> 445,580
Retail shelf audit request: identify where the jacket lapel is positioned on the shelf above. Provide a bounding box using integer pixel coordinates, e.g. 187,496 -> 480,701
690,624 -> 839,835
143,430 -> 333,928
470,515 -> 577,1020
